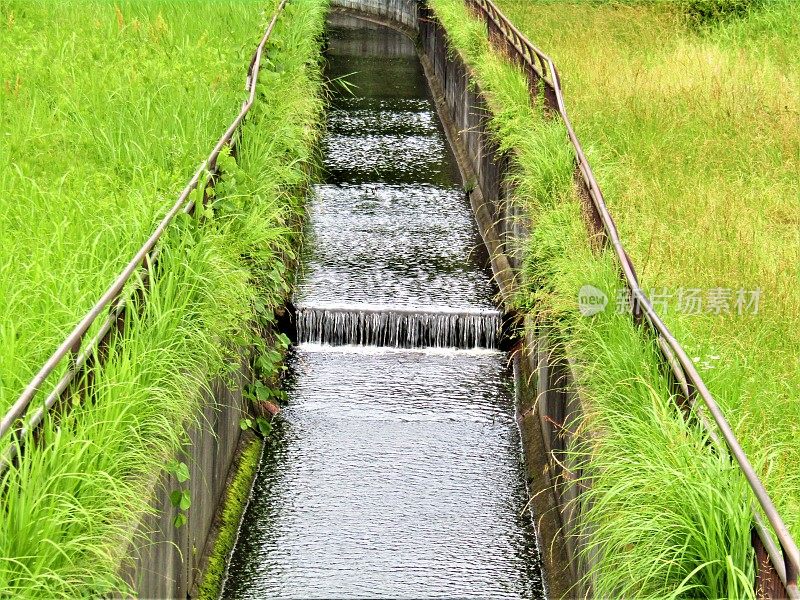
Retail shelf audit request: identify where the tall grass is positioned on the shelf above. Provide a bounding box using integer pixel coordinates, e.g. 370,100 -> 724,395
429,0 -> 760,595
0,0 -> 327,596
498,0 -> 800,543
527,198 -> 755,598
0,0 -> 277,410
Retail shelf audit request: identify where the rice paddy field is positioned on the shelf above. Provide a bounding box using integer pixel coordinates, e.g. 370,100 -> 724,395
0,0 -> 326,595
429,0 -> 799,596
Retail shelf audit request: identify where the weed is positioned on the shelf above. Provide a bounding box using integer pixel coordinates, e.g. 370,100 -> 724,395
0,0 -> 328,595
429,0 -> 775,595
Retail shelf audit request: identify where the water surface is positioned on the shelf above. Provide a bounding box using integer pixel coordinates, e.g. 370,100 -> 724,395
222,15 -> 546,599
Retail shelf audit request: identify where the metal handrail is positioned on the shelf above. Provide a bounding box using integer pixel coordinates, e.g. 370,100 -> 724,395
465,0 -> 798,594
0,1 -> 288,454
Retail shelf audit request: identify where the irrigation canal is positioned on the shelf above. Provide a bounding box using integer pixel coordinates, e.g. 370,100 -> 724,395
222,14 -> 546,598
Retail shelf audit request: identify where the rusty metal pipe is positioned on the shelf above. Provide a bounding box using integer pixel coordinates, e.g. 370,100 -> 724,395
466,0 -> 799,594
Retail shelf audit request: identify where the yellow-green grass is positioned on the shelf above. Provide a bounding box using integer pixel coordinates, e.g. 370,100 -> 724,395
0,0 -> 328,596
495,0 -> 800,538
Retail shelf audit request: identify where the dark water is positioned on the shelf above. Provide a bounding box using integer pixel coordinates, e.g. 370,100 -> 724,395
222,15 -> 546,599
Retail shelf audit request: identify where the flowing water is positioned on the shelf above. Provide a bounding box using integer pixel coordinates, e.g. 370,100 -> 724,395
222,14 -> 546,599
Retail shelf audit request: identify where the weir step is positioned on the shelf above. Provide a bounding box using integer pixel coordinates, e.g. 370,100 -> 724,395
295,304 -> 501,350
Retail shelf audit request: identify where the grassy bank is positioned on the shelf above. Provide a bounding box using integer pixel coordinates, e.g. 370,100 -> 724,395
428,0 -> 776,596
496,0 -> 800,538
0,0 -> 327,596
0,0 -> 270,411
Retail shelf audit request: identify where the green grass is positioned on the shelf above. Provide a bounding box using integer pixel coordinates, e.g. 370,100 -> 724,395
428,0 -> 770,596
526,198 -> 755,598
496,0 -> 800,541
196,435 -> 263,600
0,0 -> 328,596
0,0 -> 281,411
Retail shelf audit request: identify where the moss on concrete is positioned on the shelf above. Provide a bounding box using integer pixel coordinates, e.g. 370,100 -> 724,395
196,436 -> 263,600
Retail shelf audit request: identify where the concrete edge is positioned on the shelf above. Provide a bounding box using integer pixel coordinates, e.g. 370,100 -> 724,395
116,360 -> 249,598
191,431 -> 264,599
417,35 -> 578,600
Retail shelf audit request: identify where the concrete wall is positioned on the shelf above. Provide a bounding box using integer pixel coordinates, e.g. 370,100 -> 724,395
328,11 -> 417,56
330,0 -> 418,30
416,7 -> 589,597
119,364 -> 247,598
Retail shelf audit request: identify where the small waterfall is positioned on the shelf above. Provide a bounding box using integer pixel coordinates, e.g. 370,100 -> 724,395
295,305 -> 502,350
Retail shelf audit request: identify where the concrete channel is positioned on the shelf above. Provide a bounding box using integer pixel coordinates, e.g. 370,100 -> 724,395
124,1 -> 585,596
222,10 -> 547,597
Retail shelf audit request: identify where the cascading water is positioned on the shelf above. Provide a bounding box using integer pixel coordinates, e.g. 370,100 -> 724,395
295,305 -> 501,349
222,13 -> 546,599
